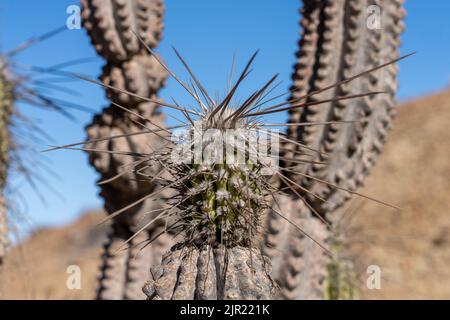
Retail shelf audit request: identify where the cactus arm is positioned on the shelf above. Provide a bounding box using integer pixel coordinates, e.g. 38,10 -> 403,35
285,0 -> 405,213
264,0 -> 405,299
81,0 -> 173,300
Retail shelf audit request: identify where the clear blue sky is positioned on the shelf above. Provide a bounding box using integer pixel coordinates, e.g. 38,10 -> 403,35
0,1 -> 449,235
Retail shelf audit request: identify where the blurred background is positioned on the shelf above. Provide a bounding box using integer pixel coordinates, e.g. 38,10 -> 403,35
0,0 -> 449,299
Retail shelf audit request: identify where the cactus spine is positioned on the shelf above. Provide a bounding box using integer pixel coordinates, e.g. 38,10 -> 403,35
81,0 -> 172,299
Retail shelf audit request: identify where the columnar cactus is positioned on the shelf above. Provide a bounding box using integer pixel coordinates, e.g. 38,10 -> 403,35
131,46 -> 394,299
80,0 -> 173,299
0,60 -> 13,264
137,51 -> 283,299
0,26 -> 68,266
323,229 -> 358,300
263,0 -> 405,299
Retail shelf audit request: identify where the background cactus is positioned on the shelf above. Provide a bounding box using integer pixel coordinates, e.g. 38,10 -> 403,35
80,0 -> 173,299
0,60 -> 13,264
0,26 -> 70,266
127,50 -> 287,300
263,193 -> 329,299
263,0 -> 405,299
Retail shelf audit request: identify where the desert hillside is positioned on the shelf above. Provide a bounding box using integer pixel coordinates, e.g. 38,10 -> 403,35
0,212 -> 108,299
1,89 -> 449,299
350,89 -> 450,299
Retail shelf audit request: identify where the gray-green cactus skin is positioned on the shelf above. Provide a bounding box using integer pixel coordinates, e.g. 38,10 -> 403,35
263,0 -> 405,299
144,245 -> 277,300
0,60 -> 13,264
80,0 -> 173,299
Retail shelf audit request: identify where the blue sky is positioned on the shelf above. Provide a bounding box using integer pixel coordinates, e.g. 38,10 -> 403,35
0,1 -> 449,235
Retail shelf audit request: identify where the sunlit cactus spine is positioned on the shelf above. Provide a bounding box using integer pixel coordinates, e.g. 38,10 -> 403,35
80,0 -> 172,299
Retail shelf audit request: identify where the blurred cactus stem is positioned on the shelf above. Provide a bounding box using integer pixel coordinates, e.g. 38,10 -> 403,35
81,0 -> 172,299
324,235 -> 358,300
263,0 -> 405,299
0,59 -> 13,263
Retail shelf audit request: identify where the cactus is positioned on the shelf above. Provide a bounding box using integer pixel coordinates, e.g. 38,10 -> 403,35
124,47 -> 391,299
60,39 -> 376,298
0,60 -> 13,264
263,193 -> 329,299
323,231 -> 358,300
133,50 -> 286,299
263,0 -> 405,299
0,26 -> 69,265
81,0 -> 173,299
144,245 -> 277,300
81,0 -> 164,63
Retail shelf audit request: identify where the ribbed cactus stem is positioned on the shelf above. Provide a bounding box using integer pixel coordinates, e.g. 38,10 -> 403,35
0,59 -> 13,263
144,245 -> 277,300
264,0 -> 405,299
131,51 -> 285,299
